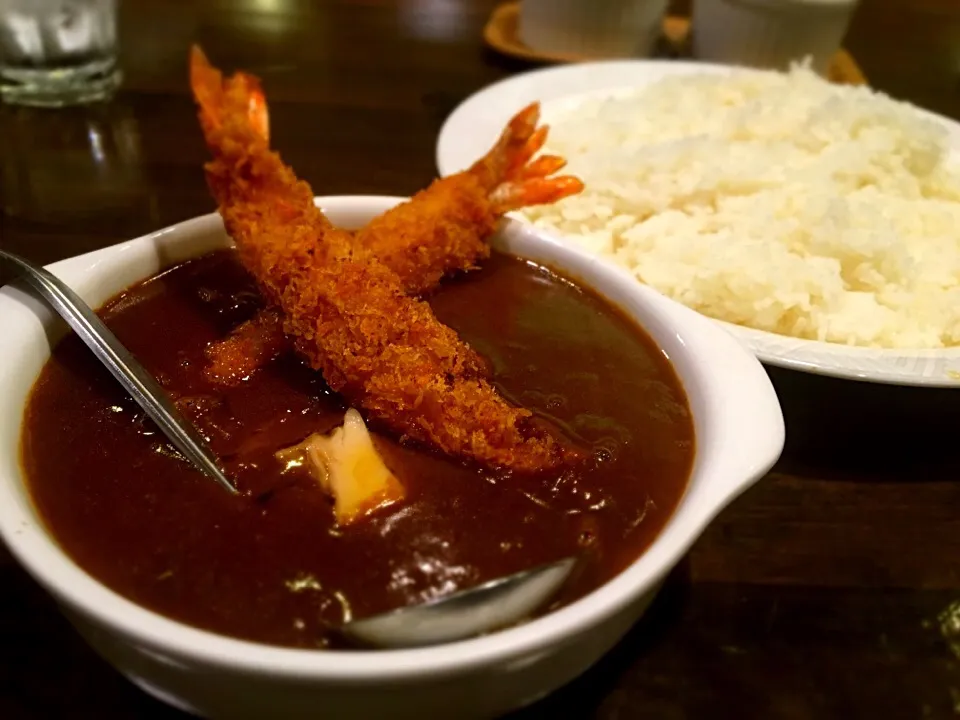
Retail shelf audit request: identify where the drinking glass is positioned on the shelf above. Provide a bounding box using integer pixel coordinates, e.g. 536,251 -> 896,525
0,0 -> 120,106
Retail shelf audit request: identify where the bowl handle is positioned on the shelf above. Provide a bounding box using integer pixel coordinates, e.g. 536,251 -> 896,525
667,296 -> 786,510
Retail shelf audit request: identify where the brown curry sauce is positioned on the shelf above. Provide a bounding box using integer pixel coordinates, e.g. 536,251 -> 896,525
21,249 -> 694,649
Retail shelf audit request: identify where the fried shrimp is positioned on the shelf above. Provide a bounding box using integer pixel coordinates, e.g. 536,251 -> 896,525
354,102 -> 583,295
205,307 -> 287,385
204,103 -> 583,385
190,46 -> 575,472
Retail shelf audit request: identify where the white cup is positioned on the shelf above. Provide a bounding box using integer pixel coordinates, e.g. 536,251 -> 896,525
692,0 -> 861,74
519,0 -> 670,58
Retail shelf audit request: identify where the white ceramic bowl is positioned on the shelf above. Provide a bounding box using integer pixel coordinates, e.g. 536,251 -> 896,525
0,196 -> 784,719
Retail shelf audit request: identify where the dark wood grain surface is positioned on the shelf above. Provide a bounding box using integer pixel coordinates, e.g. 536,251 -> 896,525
2,1 -> 960,717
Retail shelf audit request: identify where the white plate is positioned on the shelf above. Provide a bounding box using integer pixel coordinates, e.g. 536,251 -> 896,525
435,60 -> 960,387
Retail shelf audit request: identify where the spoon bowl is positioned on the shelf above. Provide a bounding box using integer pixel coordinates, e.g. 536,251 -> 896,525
340,556 -> 578,648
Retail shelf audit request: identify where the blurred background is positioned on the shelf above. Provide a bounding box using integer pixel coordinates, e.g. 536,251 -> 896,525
1,0 -> 957,267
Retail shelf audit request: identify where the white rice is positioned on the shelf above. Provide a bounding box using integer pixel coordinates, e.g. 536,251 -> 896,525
519,66 -> 960,349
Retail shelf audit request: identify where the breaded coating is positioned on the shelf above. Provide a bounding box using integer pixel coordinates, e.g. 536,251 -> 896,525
204,179 -> 493,387
205,308 -> 287,385
190,46 -> 575,472
353,174 -> 496,295
205,103 -> 582,384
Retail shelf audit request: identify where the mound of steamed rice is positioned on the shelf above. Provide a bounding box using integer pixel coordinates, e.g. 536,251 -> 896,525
519,66 -> 960,349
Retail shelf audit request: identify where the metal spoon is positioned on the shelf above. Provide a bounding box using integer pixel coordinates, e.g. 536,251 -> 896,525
340,555 -> 577,648
1,248 -> 237,495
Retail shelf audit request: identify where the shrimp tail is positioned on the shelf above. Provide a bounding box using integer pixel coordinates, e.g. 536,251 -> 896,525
468,102 -> 540,190
190,45 -> 269,143
490,176 -> 585,214
469,102 -> 582,213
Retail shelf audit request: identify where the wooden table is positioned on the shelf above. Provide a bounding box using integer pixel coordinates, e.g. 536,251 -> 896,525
2,0 -> 959,717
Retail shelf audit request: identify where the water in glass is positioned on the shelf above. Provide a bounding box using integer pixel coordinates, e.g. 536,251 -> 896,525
0,0 -> 120,106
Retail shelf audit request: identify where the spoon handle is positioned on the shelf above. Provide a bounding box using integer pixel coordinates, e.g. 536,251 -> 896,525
0,249 -> 237,495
